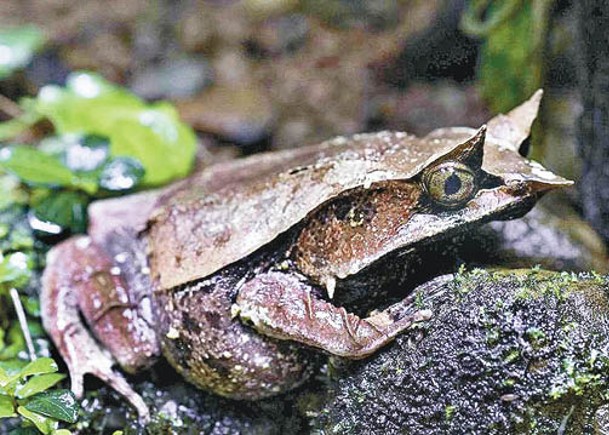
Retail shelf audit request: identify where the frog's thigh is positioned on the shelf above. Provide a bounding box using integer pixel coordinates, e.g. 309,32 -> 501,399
235,272 -> 432,359
155,283 -> 313,400
41,236 -> 159,420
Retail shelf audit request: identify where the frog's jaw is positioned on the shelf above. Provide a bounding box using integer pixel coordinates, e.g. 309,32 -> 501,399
330,176 -> 569,287
325,178 -> 564,307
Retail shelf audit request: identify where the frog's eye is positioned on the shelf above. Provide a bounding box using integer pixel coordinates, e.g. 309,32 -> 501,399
422,162 -> 477,208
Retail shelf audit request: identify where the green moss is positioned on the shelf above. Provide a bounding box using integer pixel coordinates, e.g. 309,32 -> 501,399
445,405 -> 457,421
414,291 -> 425,310
503,349 -> 520,364
485,328 -> 501,347
502,378 -> 517,388
320,269 -> 609,432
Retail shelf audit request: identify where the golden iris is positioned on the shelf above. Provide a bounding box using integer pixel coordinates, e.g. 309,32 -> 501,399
423,162 -> 477,208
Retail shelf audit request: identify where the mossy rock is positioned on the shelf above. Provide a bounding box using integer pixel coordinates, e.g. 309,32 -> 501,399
316,269 -> 609,434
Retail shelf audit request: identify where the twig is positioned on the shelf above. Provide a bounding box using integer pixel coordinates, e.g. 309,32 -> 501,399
9,288 -> 37,361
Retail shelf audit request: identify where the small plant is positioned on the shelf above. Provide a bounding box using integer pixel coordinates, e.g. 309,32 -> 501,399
0,358 -> 77,434
0,71 -> 198,236
1,71 -> 197,186
0,25 -> 198,433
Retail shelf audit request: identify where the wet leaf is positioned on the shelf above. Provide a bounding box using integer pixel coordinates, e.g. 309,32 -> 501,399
0,251 -> 33,290
24,390 -> 79,423
99,157 -> 144,192
16,373 -> 66,399
18,406 -> 58,434
18,358 -> 58,379
0,146 -> 97,194
0,360 -> 27,379
30,191 -> 89,236
63,135 -> 109,172
34,72 -> 196,185
0,25 -> 45,80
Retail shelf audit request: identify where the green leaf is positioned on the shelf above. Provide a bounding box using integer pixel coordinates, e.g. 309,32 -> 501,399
0,25 -> 46,80
0,145 -> 73,184
0,324 -> 27,360
0,97 -> 45,142
0,366 -> 8,387
35,73 -> 143,134
18,358 -> 58,379
24,390 -> 79,423
34,72 -> 196,186
0,251 -> 33,290
477,1 -> 544,113
17,406 -> 58,434
31,191 -> 89,235
0,393 -> 14,417
0,360 -> 26,379
52,430 -> 73,435
23,297 -> 41,318
0,146 -> 96,193
0,174 -> 28,211
16,373 -> 66,399
9,428 -> 41,435
109,102 -> 196,185
98,157 -> 144,192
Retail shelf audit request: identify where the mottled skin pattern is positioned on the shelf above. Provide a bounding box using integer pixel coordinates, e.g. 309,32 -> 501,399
295,182 -> 422,288
40,91 -> 571,421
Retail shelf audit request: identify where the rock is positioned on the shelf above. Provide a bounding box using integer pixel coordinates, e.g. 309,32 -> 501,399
316,270 -> 609,434
459,201 -> 609,274
576,0 -> 609,247
130,57 -> 212,100
176,83 -> 274,146
80,367 -> 315,434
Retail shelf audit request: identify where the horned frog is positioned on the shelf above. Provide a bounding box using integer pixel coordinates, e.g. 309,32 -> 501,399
41,91 -> 571,419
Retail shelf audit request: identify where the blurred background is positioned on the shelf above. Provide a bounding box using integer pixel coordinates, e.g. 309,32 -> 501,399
0,0 -> 581,163
3,0 -> 602,229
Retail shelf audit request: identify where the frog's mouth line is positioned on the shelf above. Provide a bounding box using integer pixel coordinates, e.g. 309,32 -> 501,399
339,181 -> 547,277
327,186 -> 550,309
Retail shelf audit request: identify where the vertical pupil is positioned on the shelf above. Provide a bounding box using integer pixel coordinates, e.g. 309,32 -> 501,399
444,172 -> 462,195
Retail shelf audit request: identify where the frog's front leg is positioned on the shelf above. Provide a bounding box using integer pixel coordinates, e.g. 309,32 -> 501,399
235,272 -> 437,359
41,236 -> 160,421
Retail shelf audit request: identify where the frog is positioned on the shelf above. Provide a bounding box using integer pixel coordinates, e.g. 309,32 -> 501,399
40,90 -> 571,420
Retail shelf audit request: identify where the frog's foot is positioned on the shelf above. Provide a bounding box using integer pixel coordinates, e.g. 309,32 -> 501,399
41,236 -> 159,422
55,315 -> 150,421
235,272 -> 440,359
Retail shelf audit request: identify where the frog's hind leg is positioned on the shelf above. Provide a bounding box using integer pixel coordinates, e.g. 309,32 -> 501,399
41,236 -> 159,421
235,272 -> 441,359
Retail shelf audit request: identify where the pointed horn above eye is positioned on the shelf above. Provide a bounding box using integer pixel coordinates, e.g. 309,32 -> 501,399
451,124 -> 486,169
487,89 -> 543,154
467,124 -> 486,149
